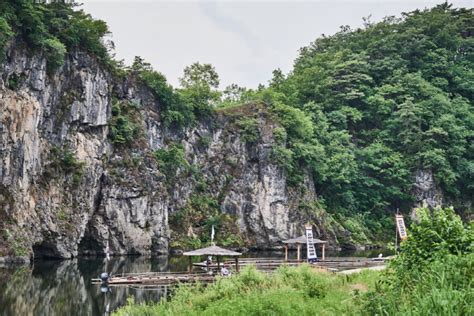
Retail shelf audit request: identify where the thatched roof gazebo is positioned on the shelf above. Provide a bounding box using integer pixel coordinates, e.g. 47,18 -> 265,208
183,245 -> 242,272
282,235 -> 327,261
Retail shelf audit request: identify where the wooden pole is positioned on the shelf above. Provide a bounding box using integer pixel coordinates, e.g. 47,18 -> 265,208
297,243 -> 301,261
284,245 -> 288,261
188,256 -> 192,273
235,257 -> 239,272
395,210 -> 398,251
217,256 -> 221,269
322,244 -> 325,261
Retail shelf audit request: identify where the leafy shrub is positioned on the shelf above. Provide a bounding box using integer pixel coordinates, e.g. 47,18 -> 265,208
133,56 -> 194,127
109,101 -> 143,145
154,143 -> 189,184
49,146 -> 85,184
7,73 -> 20,90
197,136 -> 212,148
394,206 -> 473,271
0,0 -> 110,65
236,117 -> 260,144
0,16 -> 13,61
361,207 -> 474,315
41,37 -> 66,72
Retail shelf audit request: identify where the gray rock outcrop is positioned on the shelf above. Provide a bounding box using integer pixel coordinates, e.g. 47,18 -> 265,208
0,46 -> 322,259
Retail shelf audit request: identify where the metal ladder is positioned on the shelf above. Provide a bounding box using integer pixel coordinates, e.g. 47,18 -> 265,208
306,228 -> 317,261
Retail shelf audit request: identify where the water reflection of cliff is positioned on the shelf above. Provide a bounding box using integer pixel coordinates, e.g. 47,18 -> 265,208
0,256 -> 176,316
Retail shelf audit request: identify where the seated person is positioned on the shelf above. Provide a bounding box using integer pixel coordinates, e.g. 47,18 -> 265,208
220,267 -> 231,277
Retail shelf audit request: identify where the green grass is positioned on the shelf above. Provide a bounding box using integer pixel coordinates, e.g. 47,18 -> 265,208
113,265 -> 380,316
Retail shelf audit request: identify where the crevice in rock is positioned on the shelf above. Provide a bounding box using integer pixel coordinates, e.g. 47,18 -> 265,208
78,173 -> 106,256
78,229 -> 103,256
32,241 -> 60,260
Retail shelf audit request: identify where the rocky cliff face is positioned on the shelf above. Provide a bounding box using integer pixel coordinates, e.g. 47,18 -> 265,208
0,46 -> 324,260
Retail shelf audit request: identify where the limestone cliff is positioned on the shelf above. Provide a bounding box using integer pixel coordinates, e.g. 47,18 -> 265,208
0,45 -> 333,261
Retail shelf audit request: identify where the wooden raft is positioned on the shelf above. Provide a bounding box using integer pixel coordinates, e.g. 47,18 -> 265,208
193,257 -> 385,271
91,272 -> 215,286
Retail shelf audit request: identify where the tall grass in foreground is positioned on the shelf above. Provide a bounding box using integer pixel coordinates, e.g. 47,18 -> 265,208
114,265 -> 379,316
362,253 -> 473,315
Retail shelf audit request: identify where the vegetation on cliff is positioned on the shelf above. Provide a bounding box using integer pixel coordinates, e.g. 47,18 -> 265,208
0,0 -> 109,69
0,1 -> 472,250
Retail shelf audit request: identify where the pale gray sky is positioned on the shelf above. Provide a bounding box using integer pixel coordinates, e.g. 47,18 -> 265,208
80,0 -> 473,89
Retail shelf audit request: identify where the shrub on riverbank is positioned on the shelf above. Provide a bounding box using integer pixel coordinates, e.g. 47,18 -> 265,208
361,207 -> 473,315
114,265 -> 379,316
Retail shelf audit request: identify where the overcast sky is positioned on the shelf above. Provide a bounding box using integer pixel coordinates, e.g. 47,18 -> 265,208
80,0 -> 473,89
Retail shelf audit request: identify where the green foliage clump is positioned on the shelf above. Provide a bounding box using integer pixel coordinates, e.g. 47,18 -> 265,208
49,146 -> 85,185
109,100 -> 143,145
197,135 -> 212,149
0,0 -> 110,68
178,62 -> 221,120
6,73 -> 21,90
1,227 -> 29,257
132,57 -> 194,127
361,207 -> 474,315
236,117 -> 260,144
0,16 -> 13,61
393,207 -> 472,271
154,143 -> 190,185
41,37 -> 66,72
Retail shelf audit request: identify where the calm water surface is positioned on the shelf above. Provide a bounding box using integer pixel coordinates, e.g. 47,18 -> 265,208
0,249 -> 392,316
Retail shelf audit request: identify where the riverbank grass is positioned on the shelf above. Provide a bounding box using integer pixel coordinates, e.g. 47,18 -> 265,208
114,265 -> 380,316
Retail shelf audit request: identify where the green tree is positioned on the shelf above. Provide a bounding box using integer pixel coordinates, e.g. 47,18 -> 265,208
178,62 -> 221,118
42,37 -> 66,72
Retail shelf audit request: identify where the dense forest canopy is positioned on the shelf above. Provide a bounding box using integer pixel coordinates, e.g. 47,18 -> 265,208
273,3 -> 473,217
220,3 -> 473,239
1,1 -> 472,242
261,3 -> 473,223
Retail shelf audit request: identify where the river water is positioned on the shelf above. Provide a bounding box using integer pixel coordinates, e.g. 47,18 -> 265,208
0,249 -> 391,316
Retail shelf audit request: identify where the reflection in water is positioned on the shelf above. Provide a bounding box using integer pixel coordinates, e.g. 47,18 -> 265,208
0,256 -> 181,316
0,249 -> 392,316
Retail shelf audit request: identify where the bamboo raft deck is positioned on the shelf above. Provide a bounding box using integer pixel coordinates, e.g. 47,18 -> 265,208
193,257 -> 387,271
92,257 -> 388,287
92,271 -> 215,286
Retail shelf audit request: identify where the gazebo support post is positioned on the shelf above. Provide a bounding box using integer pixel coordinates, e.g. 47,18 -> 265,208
284,245 -> 288,261
296,243 -> 301,261
188,256 -> 193,273
217,256 -> 221,269
322,244 -> 325,261
235,257 -> 239,272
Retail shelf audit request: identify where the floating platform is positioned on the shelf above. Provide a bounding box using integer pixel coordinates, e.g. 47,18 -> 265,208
92,271 -> 215,286
193,257 -> 386,271
92,257 -> 388,287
